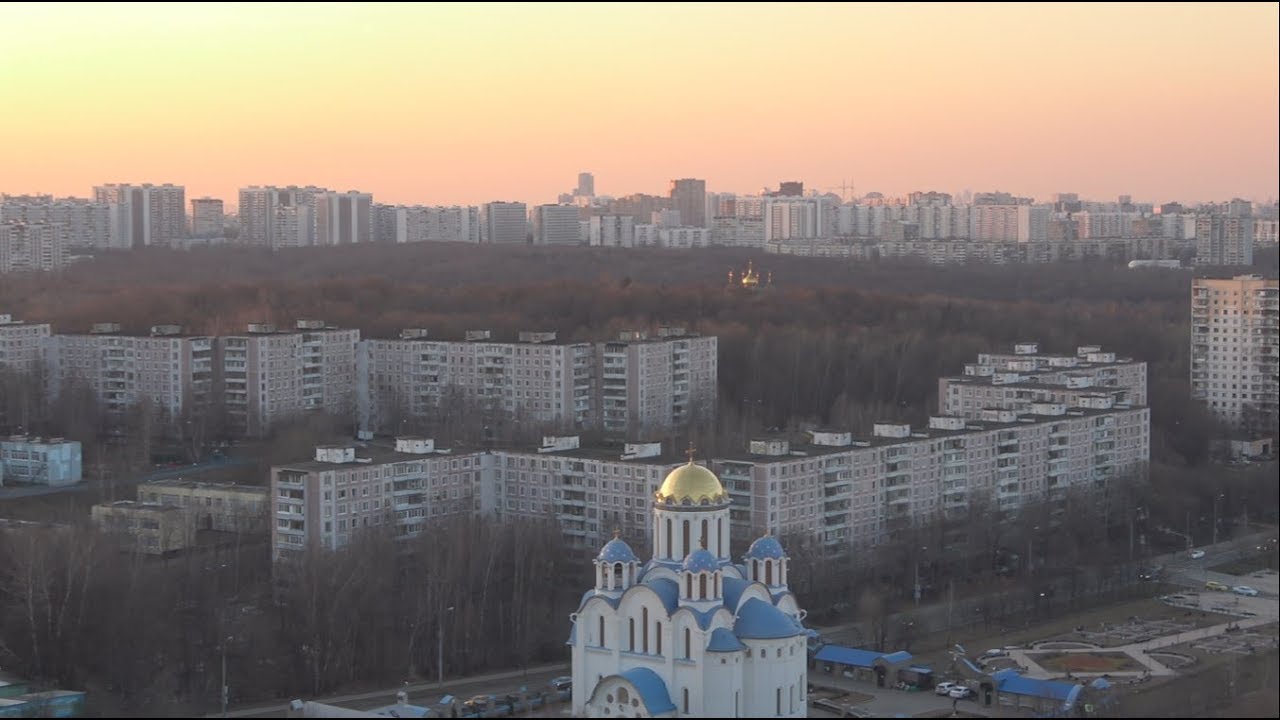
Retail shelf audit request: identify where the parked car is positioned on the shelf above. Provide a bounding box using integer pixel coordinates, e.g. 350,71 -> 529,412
550,676 -> 573,692
1190,549 -> 1206,560
949,686 -> 975,700
1231,585 -> 1259,597
463,695 -> 497,712
981,648 -> 1009,658
1205,581 -> 1229,592
935,682 -> 960,696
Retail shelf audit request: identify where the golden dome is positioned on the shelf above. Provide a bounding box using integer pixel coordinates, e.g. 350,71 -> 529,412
656,461 -> 727,505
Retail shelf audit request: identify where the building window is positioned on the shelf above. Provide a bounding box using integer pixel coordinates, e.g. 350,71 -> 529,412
683,688 -> 689,714
642,607 -> 649,653
656,622 -> 662,655
684,628 -> 691,659
629,617 -> 635,652
599,616 -> 605,647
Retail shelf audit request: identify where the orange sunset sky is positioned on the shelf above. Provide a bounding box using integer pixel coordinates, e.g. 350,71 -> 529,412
1,2 -> 1276,207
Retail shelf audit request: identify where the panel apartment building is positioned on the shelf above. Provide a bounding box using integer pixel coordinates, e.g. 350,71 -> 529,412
357,327 -> 716,437
1191,275 -> 1279,434
272,396 -> 1148,562
0,314 -> 51,375
358,330 -> 594,434
219,320 -> 359,437
45,324 -> 214,420
938,343 -> 1147,418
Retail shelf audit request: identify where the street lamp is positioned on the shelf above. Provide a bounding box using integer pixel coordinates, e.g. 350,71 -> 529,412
1212,493 -> 1225,546
437,606 -> 455,689
914,547 -> 926,606
220,635 -> 234,718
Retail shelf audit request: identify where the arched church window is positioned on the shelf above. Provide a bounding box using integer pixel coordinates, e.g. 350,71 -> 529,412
684,628 -> 691,659
642,607 -> 649,653
599,616 -> 605,647
699,573 -> 707,600
665,518 -> 672,559
765,559 -> 773,586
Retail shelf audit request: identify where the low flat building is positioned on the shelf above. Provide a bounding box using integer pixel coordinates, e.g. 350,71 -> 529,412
0,436 -> 81,487
136,479 -> 268,534
91,501 -> 190,554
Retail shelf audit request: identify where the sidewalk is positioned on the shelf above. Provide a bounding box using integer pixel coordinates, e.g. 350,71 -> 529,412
1007,616 -> 1274,680
213,661 -> 569,718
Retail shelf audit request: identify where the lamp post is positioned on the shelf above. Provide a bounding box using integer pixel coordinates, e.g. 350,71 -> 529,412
914,547 -> 926,606
1212,493 -> 1224,546
437,606 -> 455,689
220,635 -> 233,718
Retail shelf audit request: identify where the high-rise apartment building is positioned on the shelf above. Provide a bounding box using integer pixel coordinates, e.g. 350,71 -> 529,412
0,222 -> 67,273
599,328 -> 717,435
534,204 -> 582,245
190,198 -> 224,238
587,215 -> 635,247
1196,209 -> 1254,266
764,198 -> 828,241
1191,275 -> 1279,434
314,191 -> 373,245
237,186 -> 328,248
45,324 -> 215,420
669,178 -> 707,228
1256,219 -> 1279,247
93,183 -> 185,248
0,314 -> 51,375
970,204 -> 1049,242
376,205 -> 481,244
218,320 -> 359,437
1,195 -> 113,249
576,172 -> 595,198
480,202 -> 528,244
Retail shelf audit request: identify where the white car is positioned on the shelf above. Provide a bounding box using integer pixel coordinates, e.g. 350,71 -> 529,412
949,686 -> 975,700
1190,549 -> 1206,559
935,682 -> 960,696
1232,585 -> 1259,597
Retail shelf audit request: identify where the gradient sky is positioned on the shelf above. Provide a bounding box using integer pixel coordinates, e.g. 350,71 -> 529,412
1,2 -> 1276,207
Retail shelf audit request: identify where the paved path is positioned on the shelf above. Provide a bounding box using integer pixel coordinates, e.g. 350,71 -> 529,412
1008,615 -> 1276,680
212,661 -> 570,718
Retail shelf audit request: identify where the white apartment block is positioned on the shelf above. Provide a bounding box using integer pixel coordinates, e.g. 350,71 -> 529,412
238,185 -> 328,248
599,329 -> 717,435
660,227 -> 712,249
633,224 -> 660,247
1196,213 -> 1254,266
939,343 -> 1148,416
93,183 -> 185,248
1,195 -> 112,249
710,216 -> 765,247
1254,219 -> 1278,247
534,204 -> 582,245
378,205 -> 480,244
588,215 -> 635,247
315,191 -> 374,245
970,204 -> 1050,242
218,320 -> 359,437
481,202 -> 528,244
357,330 -> 594,434
0,222 -> 67,273
1191,275 -> 1279,433
764,198 -> 828,242
271,398 -> 1148,562
0,315 -> 51,375
190,197 -> 224,238
45,324 -> 214,419
271,438 -> 486,560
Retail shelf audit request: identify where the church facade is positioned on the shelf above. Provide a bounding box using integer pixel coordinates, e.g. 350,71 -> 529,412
568,458 -> 809,718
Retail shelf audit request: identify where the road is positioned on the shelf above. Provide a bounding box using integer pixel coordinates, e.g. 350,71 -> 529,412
0,457 -> 250,500
214,663 -> 570,718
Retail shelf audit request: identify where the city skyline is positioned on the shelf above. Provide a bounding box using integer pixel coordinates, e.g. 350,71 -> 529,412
1,2 -> 1276,206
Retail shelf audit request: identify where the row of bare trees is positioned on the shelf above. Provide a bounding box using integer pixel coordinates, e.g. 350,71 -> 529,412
0,514 -> 579,714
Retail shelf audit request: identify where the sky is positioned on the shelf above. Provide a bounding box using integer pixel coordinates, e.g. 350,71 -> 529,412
0,2 -> 1276,208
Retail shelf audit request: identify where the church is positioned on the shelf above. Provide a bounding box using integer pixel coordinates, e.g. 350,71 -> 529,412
568,456 -> 809,718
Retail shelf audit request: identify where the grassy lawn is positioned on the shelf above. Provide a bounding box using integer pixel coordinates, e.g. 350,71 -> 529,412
1036,651 -> 1146,673
1210,552 -> 1279,576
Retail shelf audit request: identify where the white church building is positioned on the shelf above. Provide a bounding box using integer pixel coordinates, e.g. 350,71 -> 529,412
568,457 -> 809,718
